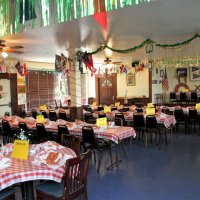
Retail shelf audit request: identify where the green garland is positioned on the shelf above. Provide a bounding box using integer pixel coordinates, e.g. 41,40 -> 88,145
81,34 -> 200,56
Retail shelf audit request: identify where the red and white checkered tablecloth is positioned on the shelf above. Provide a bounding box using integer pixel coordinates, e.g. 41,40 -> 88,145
0,144 -> 76,191
69,126 -> 136,144
158,115 -> 176,128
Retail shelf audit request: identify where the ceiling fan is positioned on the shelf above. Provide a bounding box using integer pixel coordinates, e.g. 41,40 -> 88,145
103,57 -> 122,65
0,39 -> 24,54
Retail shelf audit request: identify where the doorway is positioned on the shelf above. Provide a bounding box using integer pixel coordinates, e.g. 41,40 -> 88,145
0,73 -> 18,116
95,74 -> 117,105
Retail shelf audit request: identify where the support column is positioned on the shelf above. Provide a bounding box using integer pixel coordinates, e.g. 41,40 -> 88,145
70,62 -> 81,107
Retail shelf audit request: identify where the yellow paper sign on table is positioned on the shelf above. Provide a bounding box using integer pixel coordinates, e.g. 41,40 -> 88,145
12,140 -> 29,160
147,103 -> 154,108
104,106 -> 111,113
96,117 -> 107,127
39,105 -> 47,110
115,102 -> 120,107
36,115 -> 45,123
195,103 -> 200,110
92,101 -> 97,107
146,108 -> 155,115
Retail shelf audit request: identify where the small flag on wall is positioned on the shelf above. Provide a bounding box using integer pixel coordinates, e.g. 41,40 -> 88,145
162,69 -> 169,91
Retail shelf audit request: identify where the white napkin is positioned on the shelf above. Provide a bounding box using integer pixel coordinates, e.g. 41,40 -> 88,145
33,150 -> 72,170
0,154 -> 11,169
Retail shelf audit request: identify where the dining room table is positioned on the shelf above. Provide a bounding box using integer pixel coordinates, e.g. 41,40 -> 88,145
0,141 -> 76,200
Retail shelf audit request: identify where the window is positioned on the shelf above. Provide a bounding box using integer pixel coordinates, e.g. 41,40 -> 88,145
26,71 -> 69,110
102,80 -> 112,87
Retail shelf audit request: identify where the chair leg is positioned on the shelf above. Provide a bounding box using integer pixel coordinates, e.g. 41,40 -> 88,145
144,133 -> 148,147
93,151 -> 96,164
83,189 -> 88,200
97,152 -> 103,173
121,141 -> 127,157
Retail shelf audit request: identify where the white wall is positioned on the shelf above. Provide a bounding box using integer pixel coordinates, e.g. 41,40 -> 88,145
87,68 -> 150,101
152,66 -> 200,103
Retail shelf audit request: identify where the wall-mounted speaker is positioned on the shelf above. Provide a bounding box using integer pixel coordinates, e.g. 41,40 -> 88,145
132,61 -> 140,67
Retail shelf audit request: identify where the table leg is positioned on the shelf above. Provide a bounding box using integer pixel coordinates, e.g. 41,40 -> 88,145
25,181 -> 34,200
107,142 -> 122,170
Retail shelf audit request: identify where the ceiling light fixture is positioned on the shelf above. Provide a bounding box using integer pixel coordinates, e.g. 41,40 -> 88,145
1,52 -> 8,58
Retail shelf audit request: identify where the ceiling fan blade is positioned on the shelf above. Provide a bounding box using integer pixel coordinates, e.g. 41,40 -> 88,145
2,49 -> 24,54
112,62 -> 122,64
0,39 -> 5,43
8,46 -> 24,49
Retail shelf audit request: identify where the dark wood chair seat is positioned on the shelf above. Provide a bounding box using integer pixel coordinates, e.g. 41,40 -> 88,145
36,150 -> 92,200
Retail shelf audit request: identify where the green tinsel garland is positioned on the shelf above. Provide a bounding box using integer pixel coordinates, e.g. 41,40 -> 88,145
0,0 -> 154,36
79,34 -> 200,56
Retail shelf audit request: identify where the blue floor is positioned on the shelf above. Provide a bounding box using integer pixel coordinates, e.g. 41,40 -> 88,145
87,128 -> 200,200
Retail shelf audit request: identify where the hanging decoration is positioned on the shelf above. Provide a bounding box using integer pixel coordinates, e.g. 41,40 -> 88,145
155,57 -> 200,68
77,51 -> 97,76
0,0 -> 154,36
15,61 -> 28,76
76,34 -> 200,57
92,0 -> 107,31
55,53 -> 71,77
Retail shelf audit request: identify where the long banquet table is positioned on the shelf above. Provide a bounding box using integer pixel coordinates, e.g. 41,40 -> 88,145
0,141 -> 76,200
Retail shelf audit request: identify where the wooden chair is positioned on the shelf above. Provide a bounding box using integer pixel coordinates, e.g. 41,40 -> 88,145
61,134 -> 81,155
0,187 -> 15,200
35,150 -> 92,200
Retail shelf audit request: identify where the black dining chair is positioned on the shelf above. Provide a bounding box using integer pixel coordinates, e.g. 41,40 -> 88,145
97,106 -> 104,111
36,123 -> 49,143
98,112 -> 106,118
135,108 -> 143,113
145,115 -> 167,149
57,124 -> 70,143
49,110 -> 58,121
133,114 -> 146,140
2,120 -> 16,144
0,187 -> 15,200
35,150 -> 92,200
59,111 -> 68,121
174,109 -> 188,133
84,113 -> 96,124
115,113 -> 127,126
82,126 -> 112,173
31,109 -> 38,119
111,106 -> 118,111
40,110 -> 48,118
188,109 -> 200,132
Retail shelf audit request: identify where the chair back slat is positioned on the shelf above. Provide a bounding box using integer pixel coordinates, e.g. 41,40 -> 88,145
61,134 -> 81,155
64,150 -> 92,199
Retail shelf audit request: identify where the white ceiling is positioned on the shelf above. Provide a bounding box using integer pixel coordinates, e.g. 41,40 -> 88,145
2,0 -> 200,65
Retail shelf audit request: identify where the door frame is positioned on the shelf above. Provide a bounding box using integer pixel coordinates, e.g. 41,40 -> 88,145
95,73 -> 117,105
0,73 -> 18,115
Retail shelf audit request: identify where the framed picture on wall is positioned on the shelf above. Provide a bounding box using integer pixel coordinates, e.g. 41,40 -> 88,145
126,73 -> 136,86
189,66 -> 200,81
160,70 -> 164,77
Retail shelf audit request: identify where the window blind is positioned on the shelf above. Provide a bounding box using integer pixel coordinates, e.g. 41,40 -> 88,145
26,71 -> 55,110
